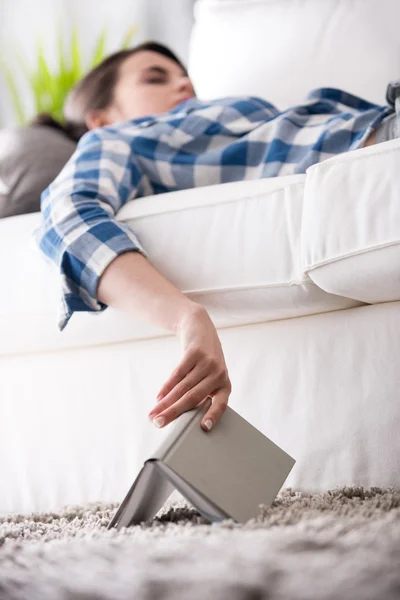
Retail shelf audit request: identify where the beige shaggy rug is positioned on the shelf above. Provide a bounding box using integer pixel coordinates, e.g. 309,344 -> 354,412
0,486 -> 399,600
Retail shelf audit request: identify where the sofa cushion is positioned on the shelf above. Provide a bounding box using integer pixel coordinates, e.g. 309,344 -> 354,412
0,175 -> 363,356
301,138 -> 400,303
0,126 -> 76,219
189,0 -> 400,108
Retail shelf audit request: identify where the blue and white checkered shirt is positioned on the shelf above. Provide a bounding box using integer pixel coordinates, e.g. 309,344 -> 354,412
34,87 -> 392,331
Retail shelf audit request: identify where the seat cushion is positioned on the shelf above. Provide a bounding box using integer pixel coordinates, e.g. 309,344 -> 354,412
0,175 -> 363,356
301,138 -> 400,304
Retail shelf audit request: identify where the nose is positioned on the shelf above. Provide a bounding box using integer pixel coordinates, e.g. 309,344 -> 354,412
176,75 -> 195,98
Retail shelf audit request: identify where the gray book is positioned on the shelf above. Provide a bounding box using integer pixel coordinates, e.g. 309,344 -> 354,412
108,397 -> 295,529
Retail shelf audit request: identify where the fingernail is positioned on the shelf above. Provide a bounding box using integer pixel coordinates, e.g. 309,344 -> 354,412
203,419 -> 213,431
153,416 -> 165,428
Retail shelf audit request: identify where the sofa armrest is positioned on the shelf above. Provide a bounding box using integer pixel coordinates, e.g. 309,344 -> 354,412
301,138 -> 400,303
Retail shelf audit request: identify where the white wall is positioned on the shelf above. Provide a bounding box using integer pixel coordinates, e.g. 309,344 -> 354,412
146,0 -> 194,65
0,0 -> 194,127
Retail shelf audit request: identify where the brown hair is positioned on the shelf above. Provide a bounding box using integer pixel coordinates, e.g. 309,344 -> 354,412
29,41 -> 188,143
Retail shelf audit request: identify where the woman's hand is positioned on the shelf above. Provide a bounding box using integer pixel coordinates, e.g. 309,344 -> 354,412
148,305 -> 232,431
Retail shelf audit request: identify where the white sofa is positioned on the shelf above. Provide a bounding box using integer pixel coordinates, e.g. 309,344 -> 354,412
1,0 -> 400,516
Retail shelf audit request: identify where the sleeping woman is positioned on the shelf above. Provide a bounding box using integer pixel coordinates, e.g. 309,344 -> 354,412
33,41 -> 399,433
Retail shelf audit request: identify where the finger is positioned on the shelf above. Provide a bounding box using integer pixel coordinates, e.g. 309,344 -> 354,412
150,376 -> 216,427
155,351 -> 198,400
149,364 -> 207,417
200,389 -> 230,432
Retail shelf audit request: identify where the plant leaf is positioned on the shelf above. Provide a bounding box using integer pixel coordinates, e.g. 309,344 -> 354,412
36,39 -> 55,113
1,22 -> 138,125
15,48 -> 31,81
71,26 -> 82,82
57,25 -> 67,90
121,24 -> 138,49
91,28 -> 107,67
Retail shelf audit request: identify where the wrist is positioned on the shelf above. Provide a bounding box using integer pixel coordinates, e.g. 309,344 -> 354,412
174,302 -> 207,335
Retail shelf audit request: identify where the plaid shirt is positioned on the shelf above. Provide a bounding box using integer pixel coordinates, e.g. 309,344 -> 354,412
34,88 -> 392,331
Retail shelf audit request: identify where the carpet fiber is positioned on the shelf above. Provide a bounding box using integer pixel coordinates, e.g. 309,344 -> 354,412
0,486 -> 399,600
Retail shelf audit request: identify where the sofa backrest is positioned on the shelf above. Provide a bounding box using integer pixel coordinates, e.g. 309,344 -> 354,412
188,0 -> 400,108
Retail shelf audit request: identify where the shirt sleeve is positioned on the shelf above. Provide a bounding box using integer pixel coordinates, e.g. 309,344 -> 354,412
33,127 -> 148,332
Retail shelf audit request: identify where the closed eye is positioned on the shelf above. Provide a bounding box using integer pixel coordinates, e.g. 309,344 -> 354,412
145,77 -> 167,84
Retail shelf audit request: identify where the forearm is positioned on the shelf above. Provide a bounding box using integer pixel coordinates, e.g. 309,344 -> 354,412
97,251 -> 203,334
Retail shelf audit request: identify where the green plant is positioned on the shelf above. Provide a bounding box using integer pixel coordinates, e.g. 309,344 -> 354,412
1,24 -> 137,125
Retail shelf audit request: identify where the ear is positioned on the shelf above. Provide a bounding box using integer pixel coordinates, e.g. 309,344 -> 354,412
85,108 -> 114,130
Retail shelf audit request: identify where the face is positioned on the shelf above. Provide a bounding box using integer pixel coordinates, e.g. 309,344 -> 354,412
87,50 -> 195,129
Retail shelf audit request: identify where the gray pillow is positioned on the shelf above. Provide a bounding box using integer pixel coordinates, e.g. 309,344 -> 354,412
0,125 -> 76,219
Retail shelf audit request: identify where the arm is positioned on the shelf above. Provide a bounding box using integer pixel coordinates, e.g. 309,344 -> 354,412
99,249 -> 231,433
97,250 -> 199,334
35,127 -> 231,430
34,126 -> 196,330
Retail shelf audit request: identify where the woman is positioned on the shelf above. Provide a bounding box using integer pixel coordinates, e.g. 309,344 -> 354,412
33,41 -> 399,434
